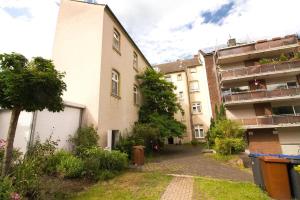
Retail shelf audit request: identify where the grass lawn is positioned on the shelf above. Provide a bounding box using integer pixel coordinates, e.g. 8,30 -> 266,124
194,177 -> 270,200
70,171 -> 172,200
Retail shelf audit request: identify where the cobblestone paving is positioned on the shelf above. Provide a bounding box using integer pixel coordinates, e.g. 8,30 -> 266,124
161,176 -> 194,200
143,145 -> 253,182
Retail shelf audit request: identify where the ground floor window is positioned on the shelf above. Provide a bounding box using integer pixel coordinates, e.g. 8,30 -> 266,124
194,125 -> 204,138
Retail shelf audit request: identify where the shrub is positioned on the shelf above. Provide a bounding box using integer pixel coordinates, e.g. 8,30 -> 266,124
259,58 -> 272,64
115,135 -> 137,159
0,176 -> 16,200
294,52 -> 300,59
12,159 -> 40,199
45,150 -> 84,178
191,139 -> 199,146
215,138 -> 245,155
69,126 -> 99,155
81,147 -> 128,180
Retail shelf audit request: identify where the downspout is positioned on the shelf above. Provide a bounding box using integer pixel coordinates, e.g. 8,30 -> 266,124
28,111 -> 38,149
184,64 -> 195,141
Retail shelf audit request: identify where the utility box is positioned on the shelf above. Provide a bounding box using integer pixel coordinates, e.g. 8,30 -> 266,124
259,156 -> 291,200
132,146 -> 145,166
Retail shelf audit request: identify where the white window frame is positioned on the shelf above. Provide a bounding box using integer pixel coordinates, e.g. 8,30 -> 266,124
190,81 -> 199,92
190,67 -> 197,73
113,29 -> 120,52
133,85 -> 139,105
194,125 -> 204,139
133,51 -> 138,71
165,75 -> 172,82
177,74 -> 182,81
192,102 -> 202,114
112,70 -> 119,96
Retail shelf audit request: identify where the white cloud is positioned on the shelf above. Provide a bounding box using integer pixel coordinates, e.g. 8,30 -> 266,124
0,0 -> 300,64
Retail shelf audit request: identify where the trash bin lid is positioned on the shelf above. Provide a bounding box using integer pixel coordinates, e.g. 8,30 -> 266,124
259,156 -> 290,163
133,145 -> 145,149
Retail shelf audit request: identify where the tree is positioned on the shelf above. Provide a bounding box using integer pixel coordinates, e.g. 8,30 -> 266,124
0,53 -> 66,176
137,68 -> 186,139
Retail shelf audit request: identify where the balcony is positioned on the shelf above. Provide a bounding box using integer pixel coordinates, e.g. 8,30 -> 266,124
223,87 -> 300,105
220,60 -> 300,83
236,115 -> 300,129
217,35 -> 299,64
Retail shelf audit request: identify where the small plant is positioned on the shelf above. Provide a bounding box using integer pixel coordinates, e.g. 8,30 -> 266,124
69,126 -> 99,155
295,165 -> 300,173
0,176 -> 16,200
214,138 -> 245,155
191,139 -> 199,146
115,135 -> 137,159
279,53 -> 288,62
294,52 -> 300,59
259,58 -> 272,64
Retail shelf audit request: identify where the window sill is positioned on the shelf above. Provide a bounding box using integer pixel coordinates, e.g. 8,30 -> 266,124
111,94 -> 121,99
192,112 -> 202,115
190,90 -> 200,93
195,137 -> 205,139
113,47 -> 121,56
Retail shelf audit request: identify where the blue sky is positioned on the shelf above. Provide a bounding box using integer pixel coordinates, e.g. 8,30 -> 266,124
0,0 -> 300,64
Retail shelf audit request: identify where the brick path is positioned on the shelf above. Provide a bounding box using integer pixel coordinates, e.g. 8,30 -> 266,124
161,176 -> 194,200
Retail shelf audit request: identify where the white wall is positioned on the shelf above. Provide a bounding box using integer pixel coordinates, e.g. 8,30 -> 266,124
33,106 -> 82,151
278,127 -> 300,155
0,110 -> 33,153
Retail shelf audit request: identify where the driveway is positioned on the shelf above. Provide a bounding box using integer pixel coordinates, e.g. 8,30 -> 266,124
142,145 -> 253,182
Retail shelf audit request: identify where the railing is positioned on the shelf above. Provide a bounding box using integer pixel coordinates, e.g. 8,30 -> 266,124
236,115 -> 300,126
218,36 -> 297,58
223,87 -> 300,103
220,60 -> 300,80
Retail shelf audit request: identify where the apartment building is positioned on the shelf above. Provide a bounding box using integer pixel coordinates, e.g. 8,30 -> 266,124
52,0 -> 150,148
200,34 -> 300,155
155,56 -> 212,143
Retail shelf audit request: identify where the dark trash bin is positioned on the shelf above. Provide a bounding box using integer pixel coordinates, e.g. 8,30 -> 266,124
290,166 -> 300,200
259,156 -> 291,200
249,153 -> 265,189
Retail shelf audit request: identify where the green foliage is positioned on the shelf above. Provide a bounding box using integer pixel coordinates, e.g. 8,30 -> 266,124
294,165 -> 300,173
115,135 -> 142,159
191,139 -> 200,146
259,58 -> 272,64
136,68 -> 186,140
279,53 -> 288,62
12,159 -> 40,199
0,148 -> 22,171
80,147 -> 128,181
215,138 -> 245,155
210,119 -> 244,140
0,176 -> 16,200
69,126 -> 99,155
46,150 -> 84,178
0,52 -> 66,112
294,52 -> 300,59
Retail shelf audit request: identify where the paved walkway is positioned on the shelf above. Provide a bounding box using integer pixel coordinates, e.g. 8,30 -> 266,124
161,176 -> 194,200
143,145 -> 253,182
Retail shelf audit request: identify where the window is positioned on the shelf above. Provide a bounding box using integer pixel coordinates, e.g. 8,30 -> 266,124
194,125 -> 204,138
272,106 -> 294,115
192,102 -> 202,114
294,106 -> 300,115
287,81 -> 297,88
133,52 -> 138,70
165,75 -> 172,82
178,91 -> 183,101
133,85 -> 139,105
113,29 -> 120,52
190,68 -> 197,73
190,81 -> 199,92
111,70 -> 119,96
177,74 -> 182,81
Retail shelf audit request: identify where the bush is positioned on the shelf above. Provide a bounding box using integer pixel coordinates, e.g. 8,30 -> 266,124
12,159 -> 40,199
279,54 -> 288,62
45,150 -> 84,178
81,147 -> 128,180
259,58 -> 272,64
215,138 -> 245,155
115,135 -> 137,159
0,176 -> 16,200
69,126 -> 99,155
191,139 -> 199,146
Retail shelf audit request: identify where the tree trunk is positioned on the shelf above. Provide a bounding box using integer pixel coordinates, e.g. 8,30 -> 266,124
1,107 -> 21,176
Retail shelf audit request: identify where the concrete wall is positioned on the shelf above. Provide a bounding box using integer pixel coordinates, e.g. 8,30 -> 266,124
52,0 -> 104,126
98,9 -> 149,147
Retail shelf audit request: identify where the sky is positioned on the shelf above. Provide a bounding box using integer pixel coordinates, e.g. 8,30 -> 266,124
0,0 -> 300,65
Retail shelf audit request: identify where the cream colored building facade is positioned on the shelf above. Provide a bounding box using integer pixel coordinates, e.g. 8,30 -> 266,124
52,0 -> 150,148
155,55 -> 212,143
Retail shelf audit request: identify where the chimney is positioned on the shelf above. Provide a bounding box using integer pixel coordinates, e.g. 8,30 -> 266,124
227,38 -> 236,47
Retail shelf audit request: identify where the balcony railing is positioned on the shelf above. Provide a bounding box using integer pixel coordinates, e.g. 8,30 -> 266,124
218,36 -> 298,58
223,87 -> 300,103
220,60 -> 300,81
236,115 -> 300,127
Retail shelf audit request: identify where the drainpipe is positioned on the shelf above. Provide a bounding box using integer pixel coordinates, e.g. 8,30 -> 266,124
184,63 -> 195,141
28,111 -> 38,149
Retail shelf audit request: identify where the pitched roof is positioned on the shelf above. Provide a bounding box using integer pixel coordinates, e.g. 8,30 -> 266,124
155,56 -> 201,74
